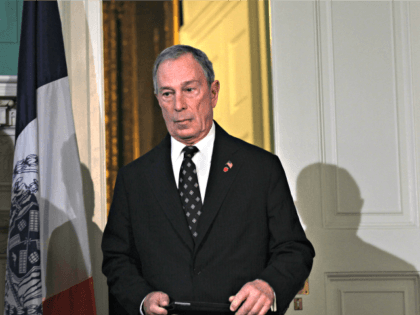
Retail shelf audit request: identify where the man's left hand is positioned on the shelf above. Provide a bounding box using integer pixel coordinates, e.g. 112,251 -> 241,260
229,279 -> 274,315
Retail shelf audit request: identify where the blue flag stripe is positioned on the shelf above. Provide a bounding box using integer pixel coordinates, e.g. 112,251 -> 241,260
16,1 -> 68,141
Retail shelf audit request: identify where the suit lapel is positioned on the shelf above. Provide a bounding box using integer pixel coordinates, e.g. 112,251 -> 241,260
144,134 -> 195,252
194,123 -> 243,252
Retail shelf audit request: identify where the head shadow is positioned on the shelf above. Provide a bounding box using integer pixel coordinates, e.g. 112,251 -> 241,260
44,135 -> 104,309
44,135 -> 88,298
295,163 -> 416,272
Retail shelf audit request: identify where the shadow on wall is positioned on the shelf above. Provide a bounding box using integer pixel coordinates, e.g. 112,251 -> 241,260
44,136 -> 104,312
44,166 -> 104,301
295,163 -> 416,273
45,136 -> 88,298
81,163 -> 105,314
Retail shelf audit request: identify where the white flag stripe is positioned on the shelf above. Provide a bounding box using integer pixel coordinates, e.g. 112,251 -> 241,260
13,120 -> 38,166
37,77 -> 92,298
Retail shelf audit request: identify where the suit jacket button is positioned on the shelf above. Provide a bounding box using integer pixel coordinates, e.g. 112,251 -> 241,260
193,268 -> 201,275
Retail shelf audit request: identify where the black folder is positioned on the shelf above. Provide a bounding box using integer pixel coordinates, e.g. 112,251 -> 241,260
164,301 -> 232,314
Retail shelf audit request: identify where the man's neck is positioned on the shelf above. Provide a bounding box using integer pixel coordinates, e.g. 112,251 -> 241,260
171,121 -> 216,152
173,122 -> 215,146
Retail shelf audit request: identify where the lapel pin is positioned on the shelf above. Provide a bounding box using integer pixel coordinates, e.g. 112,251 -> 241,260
223,161 -> 233,172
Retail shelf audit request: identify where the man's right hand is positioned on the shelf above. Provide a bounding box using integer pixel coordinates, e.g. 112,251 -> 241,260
143,291 -> 170,315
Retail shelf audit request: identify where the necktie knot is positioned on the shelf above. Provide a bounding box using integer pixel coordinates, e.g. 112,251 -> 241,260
183,146 -> 199,159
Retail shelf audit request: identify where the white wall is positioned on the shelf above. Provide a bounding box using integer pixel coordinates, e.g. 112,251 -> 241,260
270,1 -> 420,314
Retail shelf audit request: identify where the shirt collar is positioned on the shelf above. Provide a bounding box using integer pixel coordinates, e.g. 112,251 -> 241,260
171,121 -> 216,162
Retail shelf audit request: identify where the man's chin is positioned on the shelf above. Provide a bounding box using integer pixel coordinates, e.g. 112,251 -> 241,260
177,133 -> 195,141
175,120 -> 192,129
174,122 -> 194,133
170,128 -> 194,139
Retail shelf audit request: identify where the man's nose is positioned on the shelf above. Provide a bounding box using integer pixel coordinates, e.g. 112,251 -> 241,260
174,93 -> 185,111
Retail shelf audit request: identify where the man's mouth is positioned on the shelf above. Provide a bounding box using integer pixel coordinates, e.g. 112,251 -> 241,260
175,119 -> 191,123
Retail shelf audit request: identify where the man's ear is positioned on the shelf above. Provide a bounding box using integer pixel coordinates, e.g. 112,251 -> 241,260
211,80 -> 220,100
210,81 -> 220,109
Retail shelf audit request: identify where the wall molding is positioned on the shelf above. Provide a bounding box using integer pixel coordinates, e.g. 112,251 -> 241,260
0,76 -> 17,98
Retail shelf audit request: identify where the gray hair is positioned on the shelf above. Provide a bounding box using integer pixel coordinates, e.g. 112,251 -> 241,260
153,45 -> 215,94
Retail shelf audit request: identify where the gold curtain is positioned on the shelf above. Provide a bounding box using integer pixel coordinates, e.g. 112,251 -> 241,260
104,1 -> 175,215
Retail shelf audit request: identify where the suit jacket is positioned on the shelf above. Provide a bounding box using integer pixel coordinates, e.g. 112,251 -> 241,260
102,122 -> 315,315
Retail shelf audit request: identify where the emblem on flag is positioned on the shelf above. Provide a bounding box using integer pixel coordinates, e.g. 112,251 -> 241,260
5,155 -> 42,315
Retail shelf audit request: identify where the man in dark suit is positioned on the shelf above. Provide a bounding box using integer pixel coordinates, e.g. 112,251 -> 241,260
102,45 -> 315,315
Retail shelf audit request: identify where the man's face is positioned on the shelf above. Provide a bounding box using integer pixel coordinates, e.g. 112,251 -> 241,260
155,53 -> 220,145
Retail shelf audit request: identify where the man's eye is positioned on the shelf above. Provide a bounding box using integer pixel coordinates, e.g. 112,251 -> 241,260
162,92 -> 171,97
186,88 -> 194,92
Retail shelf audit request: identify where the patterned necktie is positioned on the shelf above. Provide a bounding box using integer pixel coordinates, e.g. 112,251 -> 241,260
179,146 -> 202,239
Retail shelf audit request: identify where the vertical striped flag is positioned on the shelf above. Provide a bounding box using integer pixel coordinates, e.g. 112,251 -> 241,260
4,1 -> 97,314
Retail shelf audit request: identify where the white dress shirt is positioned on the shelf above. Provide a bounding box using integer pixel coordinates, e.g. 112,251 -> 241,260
170,122 -> 216,202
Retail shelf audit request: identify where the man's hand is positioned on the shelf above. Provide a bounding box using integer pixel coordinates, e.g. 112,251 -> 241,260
229,279 -> 274,315
143,291 -> 170,315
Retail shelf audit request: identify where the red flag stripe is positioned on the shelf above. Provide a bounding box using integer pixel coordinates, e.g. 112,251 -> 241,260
43,277 -> 97,315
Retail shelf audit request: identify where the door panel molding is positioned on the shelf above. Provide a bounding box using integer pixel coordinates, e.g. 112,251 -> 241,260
326,272 -> 419,315
316,2 -> 418,229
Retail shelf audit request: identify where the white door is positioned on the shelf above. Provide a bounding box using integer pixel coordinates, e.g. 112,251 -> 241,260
270,1 -> 420,314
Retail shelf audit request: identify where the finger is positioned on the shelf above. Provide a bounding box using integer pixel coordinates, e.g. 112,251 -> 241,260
257,303 -> 272,315
236,295 -> 258,315
229,296 -> 235,302
158,293 -> 170,307
230,287 -> 249,312
149,303 -> 168,315
249,298 -> 265,315
146,292 -> 169,315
